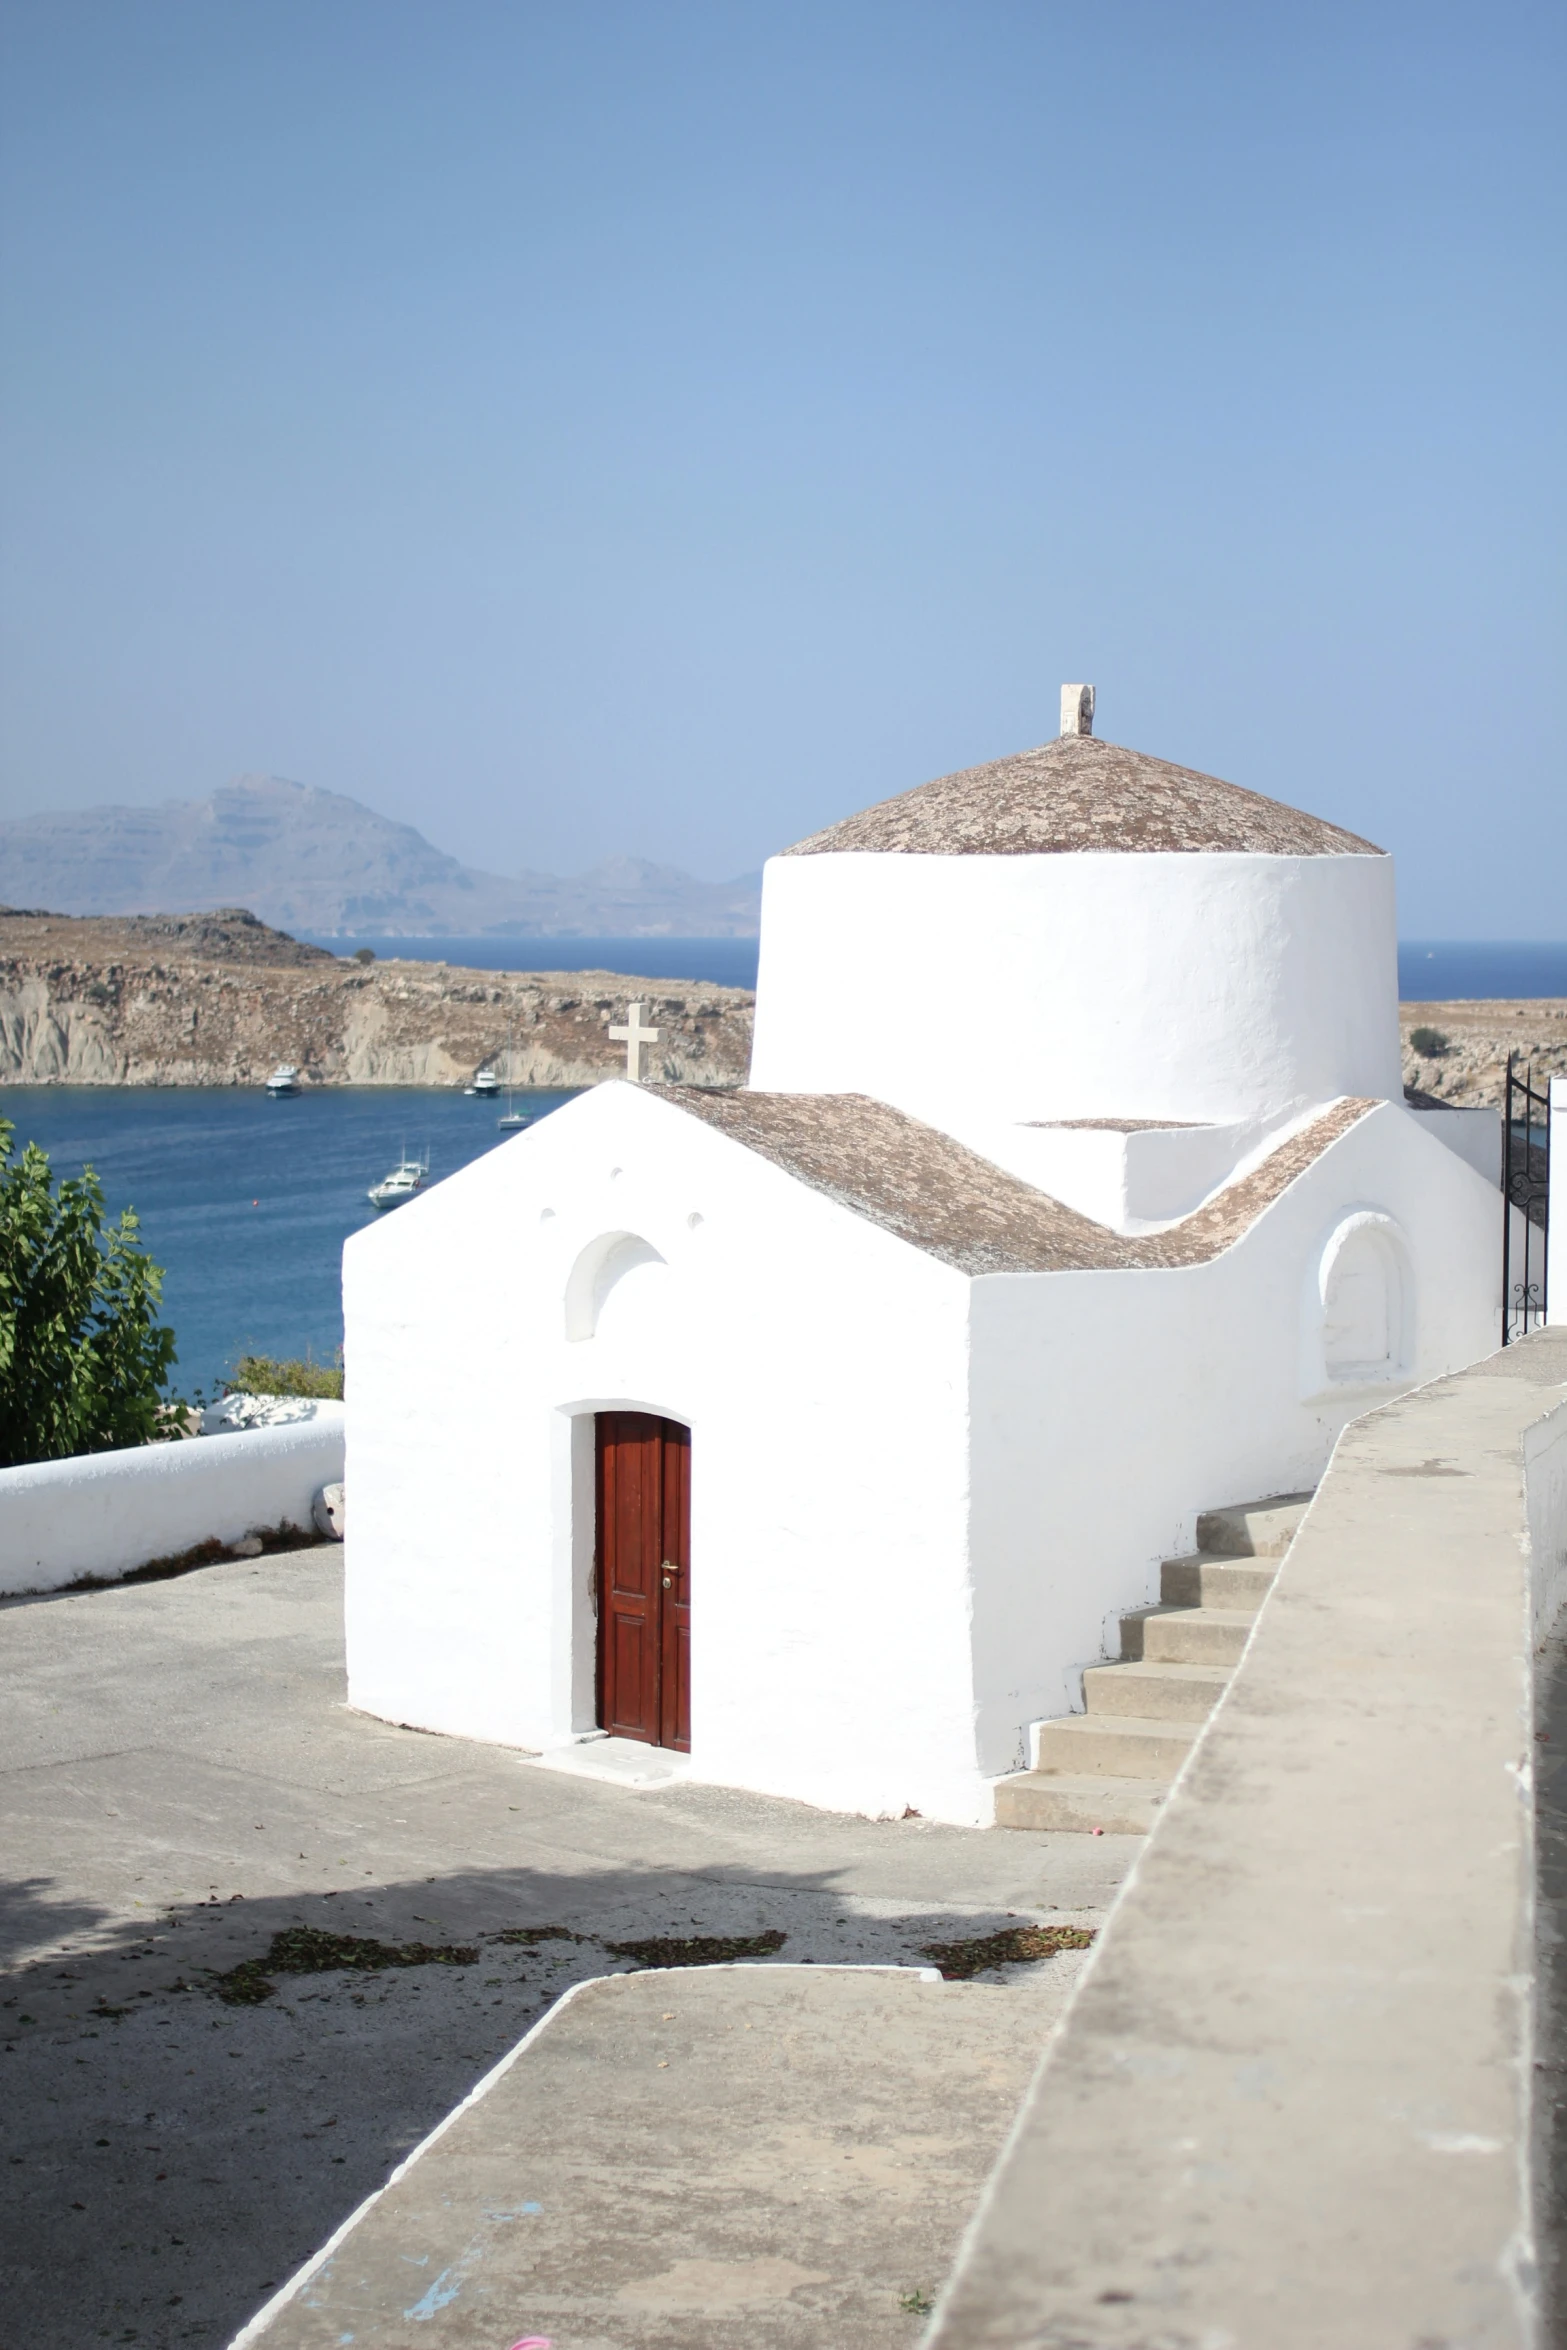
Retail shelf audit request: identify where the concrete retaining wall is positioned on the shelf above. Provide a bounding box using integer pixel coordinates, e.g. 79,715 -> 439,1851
1551,1077 -> 1566,1325
0,1406 -> 346,1596
927,1328 -> 1567,2350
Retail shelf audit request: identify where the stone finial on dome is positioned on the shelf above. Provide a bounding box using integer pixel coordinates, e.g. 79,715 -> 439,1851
1060,684 -> 1095,738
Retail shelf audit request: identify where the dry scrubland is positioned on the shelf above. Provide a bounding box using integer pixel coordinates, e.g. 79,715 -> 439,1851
0,908 -> 753,1090
0,905 -> 1560,1111
1399,998 -> 1567,1106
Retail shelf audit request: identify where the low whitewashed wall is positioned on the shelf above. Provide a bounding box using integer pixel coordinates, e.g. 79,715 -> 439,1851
0,1406 -> 346,1597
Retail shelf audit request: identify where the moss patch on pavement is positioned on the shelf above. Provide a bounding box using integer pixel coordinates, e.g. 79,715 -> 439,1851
918,1924 -> 1094,1981
603,1930 -> 788,1968
212,1926 -> 479,2006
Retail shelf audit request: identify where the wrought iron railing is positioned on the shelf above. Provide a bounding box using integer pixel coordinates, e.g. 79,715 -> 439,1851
1502,1054 -> 1551,1343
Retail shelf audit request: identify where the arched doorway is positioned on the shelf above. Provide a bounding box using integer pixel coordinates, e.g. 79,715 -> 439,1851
595,1412 -> 691,1751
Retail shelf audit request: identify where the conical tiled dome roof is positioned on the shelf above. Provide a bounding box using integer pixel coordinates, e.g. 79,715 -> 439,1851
784,733 -> 1380,859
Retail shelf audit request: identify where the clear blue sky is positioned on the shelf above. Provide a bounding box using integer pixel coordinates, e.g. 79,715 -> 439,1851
0,0 -> 1560,931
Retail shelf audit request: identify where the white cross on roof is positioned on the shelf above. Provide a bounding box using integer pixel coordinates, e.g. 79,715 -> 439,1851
608,1000 -> 660,1081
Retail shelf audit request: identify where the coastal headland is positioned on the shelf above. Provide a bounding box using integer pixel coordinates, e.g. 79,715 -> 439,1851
0,905 -> 1562,1104
0,907 -> 753,1089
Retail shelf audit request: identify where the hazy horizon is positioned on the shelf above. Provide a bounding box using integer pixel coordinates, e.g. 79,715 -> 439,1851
1,2 -> 1561,936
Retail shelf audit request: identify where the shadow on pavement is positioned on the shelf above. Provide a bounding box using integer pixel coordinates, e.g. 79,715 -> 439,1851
1,1855 -> 1081,2350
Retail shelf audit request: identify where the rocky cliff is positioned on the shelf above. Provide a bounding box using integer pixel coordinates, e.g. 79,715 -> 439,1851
1399,999 -> 1567,1107
0,910 -> 753,1090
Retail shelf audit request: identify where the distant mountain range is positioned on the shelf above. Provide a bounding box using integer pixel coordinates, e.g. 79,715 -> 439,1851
0,775 -> 762,937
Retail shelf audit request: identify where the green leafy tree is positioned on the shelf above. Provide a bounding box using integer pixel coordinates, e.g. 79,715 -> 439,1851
0,1118 -> 178,1466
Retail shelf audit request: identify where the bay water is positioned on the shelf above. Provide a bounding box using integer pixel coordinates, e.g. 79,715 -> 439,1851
0,1085 -> 578,1398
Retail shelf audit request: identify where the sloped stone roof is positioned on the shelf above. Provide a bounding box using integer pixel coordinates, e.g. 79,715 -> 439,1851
652,1088 -> 1378,1274
784,734 -> 1381,859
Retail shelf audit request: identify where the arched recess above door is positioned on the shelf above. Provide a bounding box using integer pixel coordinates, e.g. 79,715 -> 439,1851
565,1231 -> 668,1341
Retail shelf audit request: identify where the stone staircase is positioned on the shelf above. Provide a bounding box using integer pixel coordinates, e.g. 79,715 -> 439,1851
994,1492 -> 1312,1834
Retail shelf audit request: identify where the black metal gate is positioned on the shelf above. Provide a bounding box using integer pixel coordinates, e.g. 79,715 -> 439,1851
1502,1054 -> 1551,1342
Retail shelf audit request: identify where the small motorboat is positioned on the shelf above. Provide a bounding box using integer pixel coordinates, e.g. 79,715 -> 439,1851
367,1153 -> 429,1210
465,1068 -> 500,1097
265,1064 -> 301,1098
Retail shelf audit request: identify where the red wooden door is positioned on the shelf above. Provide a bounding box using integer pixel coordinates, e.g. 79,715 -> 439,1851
596,1413 -> 691,1751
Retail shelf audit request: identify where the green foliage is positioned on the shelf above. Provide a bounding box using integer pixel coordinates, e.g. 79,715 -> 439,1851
1409,1026 -> 1450,1056
229,1351 -> 344,1399
352,945 -> 375,964
0,1118 -> 178,1468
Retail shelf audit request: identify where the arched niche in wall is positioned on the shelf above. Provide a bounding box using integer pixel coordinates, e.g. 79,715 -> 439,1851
564,1231 -> 668,1342
1307,1211 -> 1414,1391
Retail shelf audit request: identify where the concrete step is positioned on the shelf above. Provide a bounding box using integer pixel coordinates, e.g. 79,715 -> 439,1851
995,1490 -> 1310,1836
1031,1713 -> 1198,1778
1196,1491 -> 1313,1559
1161,1552 -> 1277,1610
1119,1604 -> 1256,1666
1083,1659 -> 1231,1720
993,1770 -> 1169,1835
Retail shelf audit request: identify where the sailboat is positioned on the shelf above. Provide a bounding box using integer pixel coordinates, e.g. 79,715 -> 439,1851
497,1029 -> 532,1130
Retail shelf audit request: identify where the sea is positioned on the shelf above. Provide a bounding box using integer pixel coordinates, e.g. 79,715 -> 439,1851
3,935 -> 1563,1399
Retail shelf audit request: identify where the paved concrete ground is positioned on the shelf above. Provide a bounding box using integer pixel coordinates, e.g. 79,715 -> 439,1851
0,1548 -> 1135,2350
244,1965 -> 1066,2350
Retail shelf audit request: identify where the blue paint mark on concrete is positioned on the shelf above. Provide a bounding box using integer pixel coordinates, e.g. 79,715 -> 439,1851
404,2267 -> 462,2321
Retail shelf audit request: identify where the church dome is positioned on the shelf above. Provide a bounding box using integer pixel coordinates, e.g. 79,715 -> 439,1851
786,732 -> 1380,861
749,688 -> 1403,1146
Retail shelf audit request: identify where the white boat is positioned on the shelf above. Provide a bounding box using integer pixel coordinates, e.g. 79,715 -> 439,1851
465,1068 -> 500,1097
265,1064 -> 300,1097
496,1028 -> 531,1129
367,1153 -> 429,1211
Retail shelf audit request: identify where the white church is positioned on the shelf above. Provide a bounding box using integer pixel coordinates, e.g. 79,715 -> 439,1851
342,690 -> 1500,1826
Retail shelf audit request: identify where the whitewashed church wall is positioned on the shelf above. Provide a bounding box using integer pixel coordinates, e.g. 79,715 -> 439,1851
968,1116 -> 1259,1234
963,1105 -> 1501,1775
750,849 -> 1402,1139
1404,1104 -> 1500,1189
343,1090 -> 1499,1826
343,1083 -> 987,1823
